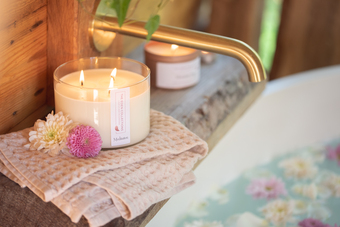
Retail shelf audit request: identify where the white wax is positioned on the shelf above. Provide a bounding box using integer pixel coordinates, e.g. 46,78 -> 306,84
145,42 -> 196,56
55,69 -> 150,148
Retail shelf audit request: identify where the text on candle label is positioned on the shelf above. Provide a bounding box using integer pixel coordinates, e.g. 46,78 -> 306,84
110,87 -> 130,146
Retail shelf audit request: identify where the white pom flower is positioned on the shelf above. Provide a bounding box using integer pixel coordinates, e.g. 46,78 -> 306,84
279,157 -> 318,179
323,173 -> 340,197
209,185 -> 229,204
24,111 -> 74,156
186,200 -> 209,217
260,199 -> 295,226
292,200 -> 308,214
292,183 -> 318,200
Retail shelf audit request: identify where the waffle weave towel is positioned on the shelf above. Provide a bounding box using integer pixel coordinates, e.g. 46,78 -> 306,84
0,110 -> 208,226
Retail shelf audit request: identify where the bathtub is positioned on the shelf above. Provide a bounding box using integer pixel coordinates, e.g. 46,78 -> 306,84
147,65 -> 340,227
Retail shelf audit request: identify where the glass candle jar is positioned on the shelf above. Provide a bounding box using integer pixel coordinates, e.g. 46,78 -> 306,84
144,41 -> 200,89
54,57 -> 150,148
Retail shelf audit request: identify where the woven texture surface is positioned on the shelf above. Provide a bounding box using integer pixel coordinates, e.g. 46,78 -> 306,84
0,110 -> 208,226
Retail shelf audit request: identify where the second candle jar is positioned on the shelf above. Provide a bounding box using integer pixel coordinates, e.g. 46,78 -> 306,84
144,41 -> 200,89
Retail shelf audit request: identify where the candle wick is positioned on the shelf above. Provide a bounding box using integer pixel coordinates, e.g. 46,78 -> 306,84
109,76 -> 114,96
81,81 -> 83,86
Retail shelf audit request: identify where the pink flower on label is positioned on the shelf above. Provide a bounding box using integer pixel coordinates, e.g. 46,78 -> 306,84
66,125 -> 102,158
326,144 -> 340,165
298,218 -> 332,227
246,177 -> 287,200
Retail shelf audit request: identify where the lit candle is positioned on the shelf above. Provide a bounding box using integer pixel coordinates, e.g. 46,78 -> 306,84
54,57 -> 150,148
80,70 -> 84,86
144,41 -> 200,89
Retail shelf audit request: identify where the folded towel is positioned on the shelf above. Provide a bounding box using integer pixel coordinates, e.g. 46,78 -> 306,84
0,110 -> 208,226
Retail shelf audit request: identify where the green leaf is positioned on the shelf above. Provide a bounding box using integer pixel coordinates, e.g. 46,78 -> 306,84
112,0 -> 131,27
144,14 -> 160,41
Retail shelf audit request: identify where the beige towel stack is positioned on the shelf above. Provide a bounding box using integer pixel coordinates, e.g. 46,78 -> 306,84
0,110 -> 208,226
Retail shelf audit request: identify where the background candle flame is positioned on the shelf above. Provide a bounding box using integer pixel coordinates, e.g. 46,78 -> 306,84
111,68 -> 117,80
80,70 -> 84,86
171,44 -> 179,51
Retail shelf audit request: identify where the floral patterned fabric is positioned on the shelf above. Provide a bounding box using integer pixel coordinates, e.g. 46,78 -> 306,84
175,140 -> 340,227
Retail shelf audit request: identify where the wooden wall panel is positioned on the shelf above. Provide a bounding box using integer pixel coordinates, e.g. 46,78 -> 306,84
270,0 -> 340,80
46,0 -> 78,105
207,0 -> 264,51
46,0 -> 123,105
0,0 -> 47,134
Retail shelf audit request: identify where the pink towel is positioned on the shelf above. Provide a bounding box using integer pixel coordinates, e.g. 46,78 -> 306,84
0,110 -> 208,226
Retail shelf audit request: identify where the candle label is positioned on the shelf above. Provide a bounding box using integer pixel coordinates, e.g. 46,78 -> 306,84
156,57 -> 200,89
110,87 -> 131,146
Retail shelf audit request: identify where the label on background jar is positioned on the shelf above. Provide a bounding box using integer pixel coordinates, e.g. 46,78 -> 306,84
156,57 -> 200,89
110,87 -> 130,146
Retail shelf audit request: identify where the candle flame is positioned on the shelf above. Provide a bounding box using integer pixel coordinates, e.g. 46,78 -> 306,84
171,44 -> 179,51
109,77 -> 114,89
108,77 -> 114,95
80,70 -> 84,86
111,68 -> 117,80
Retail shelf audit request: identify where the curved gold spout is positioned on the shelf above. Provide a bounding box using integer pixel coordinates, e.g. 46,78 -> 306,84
91,18 -> 266,82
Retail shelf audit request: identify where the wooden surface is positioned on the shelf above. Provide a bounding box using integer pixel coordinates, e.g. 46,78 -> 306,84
270,0 -> 340,80
1,45 -> 266,226
207,0 -> 264,51
46,0 -> 123,106
0,0 -> 47,134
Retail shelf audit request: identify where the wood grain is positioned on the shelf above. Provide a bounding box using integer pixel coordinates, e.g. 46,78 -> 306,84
46,0 -> 78,106
207,0 -> 264,51
46,0 -> 123,106
0,0 -> 47,134
270,0 -> 340,80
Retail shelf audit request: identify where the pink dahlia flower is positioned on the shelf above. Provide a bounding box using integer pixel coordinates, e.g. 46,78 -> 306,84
298,218 -> 332,227
326,144 -> 340,165
246,177 -> 287,200
66,125 -> 102,158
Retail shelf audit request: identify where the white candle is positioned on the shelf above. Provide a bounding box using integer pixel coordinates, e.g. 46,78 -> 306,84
55,68 -> 150,148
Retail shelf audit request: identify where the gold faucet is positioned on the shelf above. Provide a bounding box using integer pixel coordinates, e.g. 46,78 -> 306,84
90,18 -> 266,83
